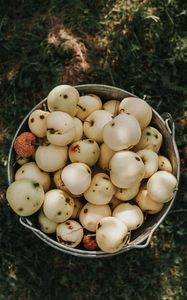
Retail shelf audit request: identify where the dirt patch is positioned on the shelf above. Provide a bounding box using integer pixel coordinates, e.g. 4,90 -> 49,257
47,21 -> 91,84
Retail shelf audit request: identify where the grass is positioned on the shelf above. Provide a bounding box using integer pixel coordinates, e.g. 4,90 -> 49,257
0,0 -> 187,299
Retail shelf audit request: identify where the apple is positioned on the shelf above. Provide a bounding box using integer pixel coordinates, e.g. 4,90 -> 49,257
61,162 -> 92,195
115,183 -> 140,201
6,179 -> 44,216
98,143 -> 115,170
79,202 -> 111,232
38,209 -> 58,233
83,110 -> 113,144
35,143 -> 68,172
71,198 -> 85,219
132,126 -> 163,153
56,220 -> 83,247
83,234 -> 98,250
84,173 -> 116,205
15,162 -> 51,192
102,100 -> 120,116
73,117 -> 83,142
158,155 -> 172,172
28,109 -> 49,137
147,171 -> 178,203
113,203 -> 144,230
43,189 -> 74,222
136,149 -> 159,178
14,132 -> 36,158
96,216 -> 129,253
135,183 -> 164,214
53,169 -> 82,198
109,151 -> 145,188
119,97 -> 152,129
46,111 -> 75,146
69,139 -> 100,167
47,84 -> 79,116
76,94 -> 102,121
103,113 -> 141,151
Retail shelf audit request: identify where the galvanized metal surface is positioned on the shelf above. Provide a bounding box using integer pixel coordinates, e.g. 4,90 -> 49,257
7,84 -> 180,258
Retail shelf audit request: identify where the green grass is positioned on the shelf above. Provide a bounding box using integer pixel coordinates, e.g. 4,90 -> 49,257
0,0 -> 187,299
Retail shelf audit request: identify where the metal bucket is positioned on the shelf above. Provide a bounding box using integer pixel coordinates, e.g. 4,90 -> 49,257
7,84 -> 180,258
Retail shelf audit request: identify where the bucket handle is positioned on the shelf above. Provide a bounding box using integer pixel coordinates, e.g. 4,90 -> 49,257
19,217 -> 45,235
19,217 -> 68,253
127,230 -> 155,249
161,112 -> 175,139
19,216 -> 154,251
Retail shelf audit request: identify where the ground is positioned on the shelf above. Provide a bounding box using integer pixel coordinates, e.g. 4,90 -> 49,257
0,1 -> 187,299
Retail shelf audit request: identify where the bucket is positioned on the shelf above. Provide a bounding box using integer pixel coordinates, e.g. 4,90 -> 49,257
7,84 -> 180,258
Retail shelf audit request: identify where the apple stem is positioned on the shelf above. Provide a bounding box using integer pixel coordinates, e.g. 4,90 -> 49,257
42,103 -> 48,112
31,142 -> 41,146
84,120 -> 94,126
102,167 -> 111,173
114,101 -> 119,117
77,104 -> 85,111
13,160 -> 18,167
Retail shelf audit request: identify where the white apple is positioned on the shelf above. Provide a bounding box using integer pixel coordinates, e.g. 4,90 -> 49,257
56,220 -> 83,247
109,151 -> 145,188
98,143 -> 115,170
132,126 -> 163,153
147,171 -> 178,203
61,162 -> 92,195
38,209 -> 58,233
28,109 -> 50,137
103,113 -> 141,151
6,179 -> 44,216
136,149 -> 159,178
15,162 -> 51,192
119,97 -> 152,129
73,117 -> 83,142
53,169 -> 68,190
79,202 -> 111,232
113,203 -> 144,230
69,139 -> 100,167
115,183 -> 140,201
43,189 -> 74,222
35,143 -> 68,172
47,84 -> 79,116
96,216 -> 129,253
135,183 -> 164,214
53,169 -> 82,198
158,155 -> 172,172
46,111 -> 75,146
71,198 -> 85,219
83,110 -> 113,144
76,94 -> 102,121
102,100 -> 120,116
84,173 -> 116,205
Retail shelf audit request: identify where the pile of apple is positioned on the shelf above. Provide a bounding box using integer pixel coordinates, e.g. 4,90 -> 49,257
6,85 -> 178,253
